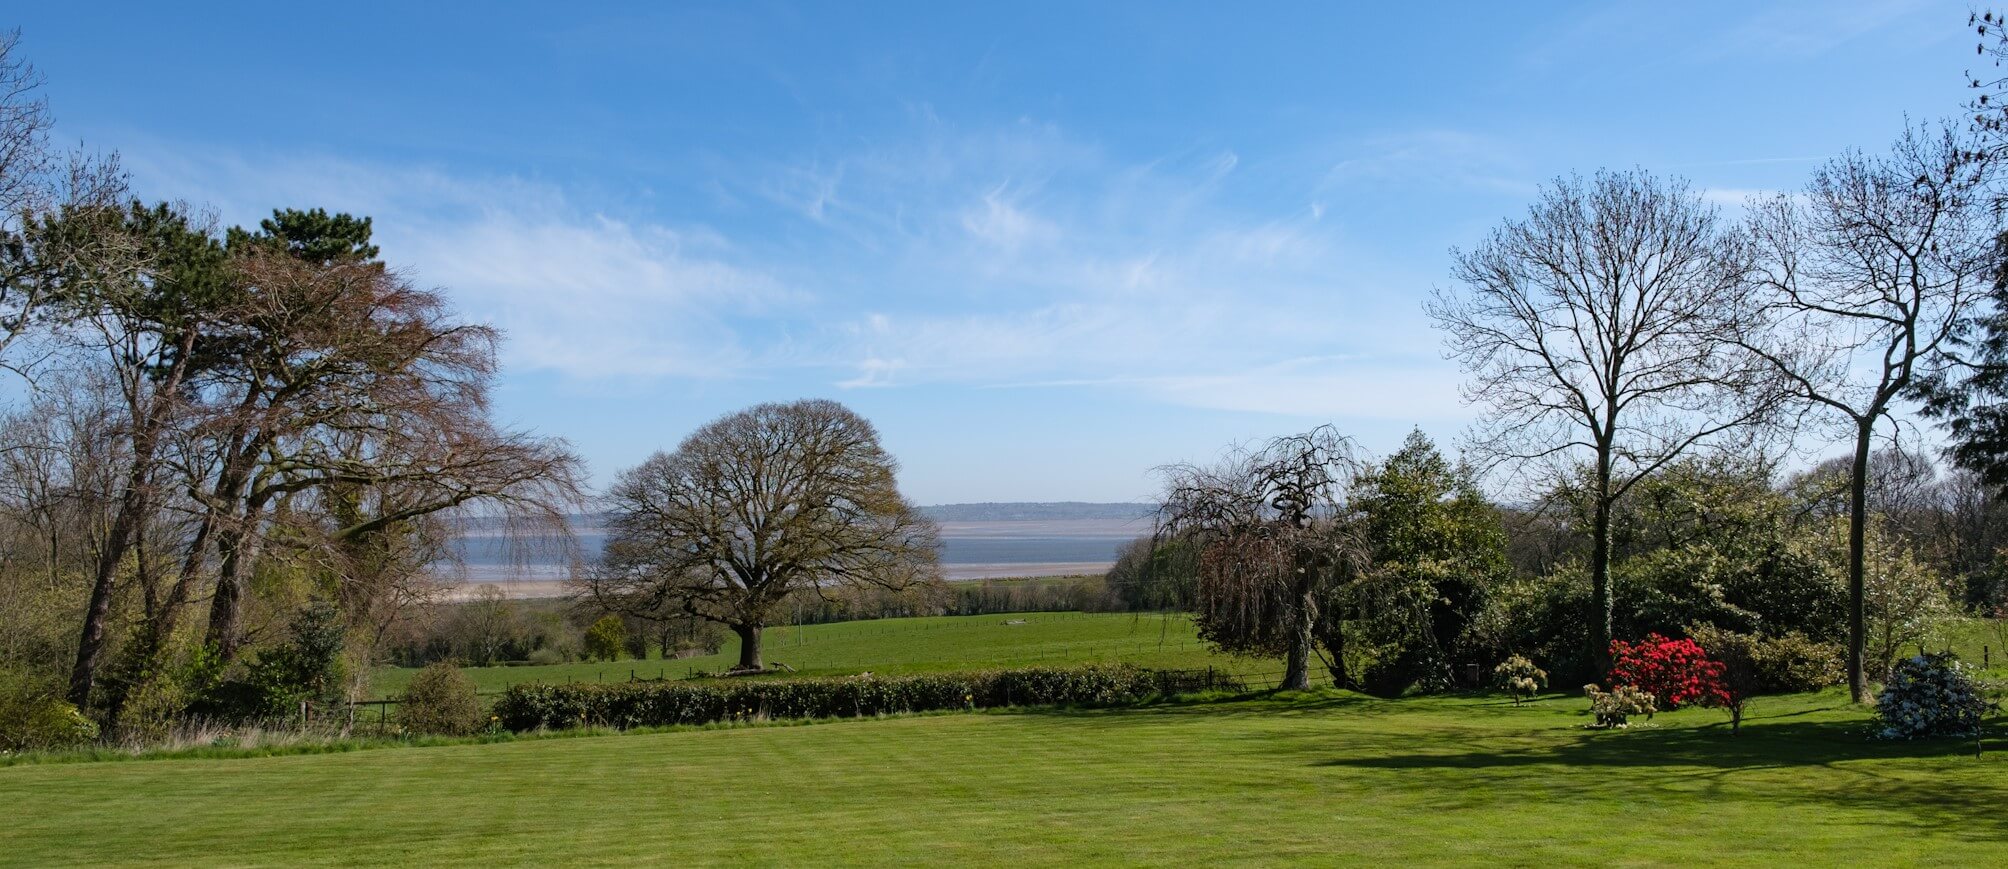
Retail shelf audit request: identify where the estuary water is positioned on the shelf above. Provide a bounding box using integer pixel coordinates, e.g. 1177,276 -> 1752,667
441,517 -> 1147,594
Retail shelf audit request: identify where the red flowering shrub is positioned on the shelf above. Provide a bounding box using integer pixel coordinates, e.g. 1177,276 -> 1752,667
1607,634 -> 1729,711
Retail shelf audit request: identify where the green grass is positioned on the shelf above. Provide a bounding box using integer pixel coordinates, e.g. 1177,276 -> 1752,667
4,689 -> 2004,865
372,611 -> 1274,698
1935,617 -> 2008,677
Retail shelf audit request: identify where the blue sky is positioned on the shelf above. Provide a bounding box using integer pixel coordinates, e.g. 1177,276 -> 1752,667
8,1 -> 1976,504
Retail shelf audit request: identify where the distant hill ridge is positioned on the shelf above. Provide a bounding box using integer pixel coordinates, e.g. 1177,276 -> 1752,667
920,502 -> 1155,522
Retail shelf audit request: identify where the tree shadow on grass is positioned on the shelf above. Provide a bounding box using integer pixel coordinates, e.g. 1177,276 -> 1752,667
1315,715 -> 2008,839
1013,689 -> 1404,724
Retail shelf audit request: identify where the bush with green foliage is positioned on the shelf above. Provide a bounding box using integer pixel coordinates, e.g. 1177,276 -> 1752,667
1105,536 -> 1201,612
1874,653 -> 1993,739
1346,430 -> 1509,696
0,667 -> 99,751
622,627 -> 650,661
584,615 -> 627,663
492,665 -> 1160,731
192,602 -> 348,722
397,662 -> 484,736
1474,458 -> 1854,686
1687,626 -> 1842,694
1492,655 -> 1547,704
526,646 -> 573,666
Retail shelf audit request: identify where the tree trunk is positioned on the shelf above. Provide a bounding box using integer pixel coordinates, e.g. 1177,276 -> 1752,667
1846,420 -> 1873,704
1280,578 -> 1315,691
137,468 -> 238,664
204,498 -> 267,663
1318,605 -> 1355,690
1588,457 -> 1616,677
67,336 -> 194,706
734,622 -> 763,670
68,477 -> 146,705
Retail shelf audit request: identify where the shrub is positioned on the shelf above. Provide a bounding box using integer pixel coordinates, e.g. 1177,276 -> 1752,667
1685,626 -> 1759,734
192,602 -> 348,723
1492,655 -> 1547,705
492,665 -> 1158,732
116,669 -> 193,744
1608,634 -> 1724,710
1748,631 -> 1845,693
526,646 -> 571,666
1874,653 -> 1994,740
1584,683 -> 1654,728
0,668 -> 99,752
1687,626 -> 1841,694
398,662 -> 484,736
583,615 -> 627,663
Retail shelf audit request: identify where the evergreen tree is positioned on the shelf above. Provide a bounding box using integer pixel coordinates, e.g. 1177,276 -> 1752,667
1345,430 -> 1507,694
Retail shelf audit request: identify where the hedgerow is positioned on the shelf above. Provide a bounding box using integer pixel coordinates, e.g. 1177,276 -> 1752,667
492,665 -> 1162,731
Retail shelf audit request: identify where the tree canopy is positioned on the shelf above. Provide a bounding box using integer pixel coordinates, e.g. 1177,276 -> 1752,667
585,399 -> 940,670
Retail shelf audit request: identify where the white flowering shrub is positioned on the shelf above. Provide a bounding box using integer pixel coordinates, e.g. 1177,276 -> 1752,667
1584,683 -> 1655,728
1493,655 -> 1547,705
1873,653 -> 1993,740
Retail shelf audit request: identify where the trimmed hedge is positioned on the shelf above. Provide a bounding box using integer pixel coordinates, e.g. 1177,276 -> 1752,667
493,665 -> 1160,731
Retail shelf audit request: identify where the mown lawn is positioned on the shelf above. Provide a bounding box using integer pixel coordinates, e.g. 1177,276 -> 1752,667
5,689 -> 2003,865
372,611 -> 1272,698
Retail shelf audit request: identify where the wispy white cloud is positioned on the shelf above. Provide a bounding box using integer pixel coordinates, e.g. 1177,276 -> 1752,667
123,149 -> 789,380
1702,0 -> 1938,61
1319,130 -> 1537,198
959,186 -> 1058,250
121,117 -> 1474,423
988,356 -> 1465,421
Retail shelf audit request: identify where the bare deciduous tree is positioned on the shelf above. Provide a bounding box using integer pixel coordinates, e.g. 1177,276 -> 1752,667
584,399 -> 939,671
1428,169 -> 1766,672
0,28 -> 51,367
0,32 -> 136,381
1737,123 -> 1995,701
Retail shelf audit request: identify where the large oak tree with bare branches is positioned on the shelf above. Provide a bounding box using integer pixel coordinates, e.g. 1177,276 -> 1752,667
1428,169 -> 1767,672
584,400 -> 939,671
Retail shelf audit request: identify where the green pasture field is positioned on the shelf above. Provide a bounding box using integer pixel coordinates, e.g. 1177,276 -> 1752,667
371,611 -> 1278,698
1935,616 -> 2008,678
4,688 -> 2003,865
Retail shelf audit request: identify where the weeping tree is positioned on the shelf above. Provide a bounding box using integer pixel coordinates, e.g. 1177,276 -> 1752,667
1156,426 -> 1366,691
584,400 -> 941,671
